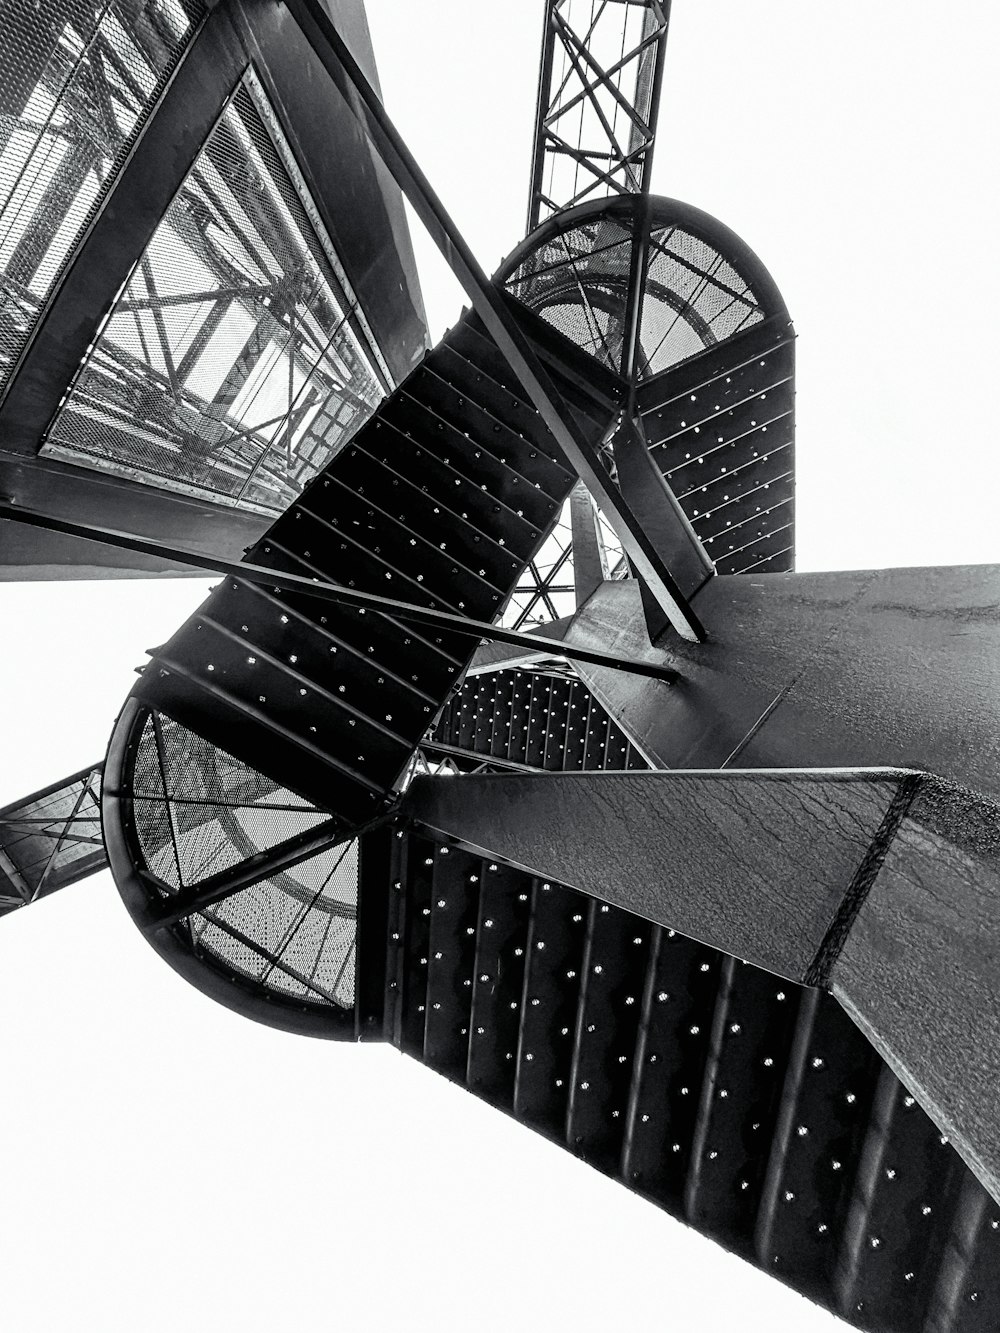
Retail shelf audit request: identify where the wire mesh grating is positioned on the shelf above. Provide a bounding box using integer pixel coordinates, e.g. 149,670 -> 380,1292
42,71 -> 387,514
127,706 -> 357,1012
0,0 -> 205,393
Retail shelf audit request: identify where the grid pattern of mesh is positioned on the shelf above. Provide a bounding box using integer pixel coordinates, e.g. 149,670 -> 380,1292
127,706 -> 357,1010
505,215 -> 634,374
505,216 -> 765,381
130,709 -> 328,894
192,838 -> 358,1008
641,226 -> 764,378
0,0 -> 204,393
0,765 -> 104,907
43,72 -> 386,514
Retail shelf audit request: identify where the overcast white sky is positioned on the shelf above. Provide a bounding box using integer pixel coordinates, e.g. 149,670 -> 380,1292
1,2 -> 998,1329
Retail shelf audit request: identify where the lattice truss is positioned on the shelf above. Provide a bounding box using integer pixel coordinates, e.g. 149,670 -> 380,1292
41,71 -> 391,515
130,709 -> 357,1008
500,494 -> 626,630
0,0 -> 204,392
528,0 -> 669,230
0,766 -> 104,911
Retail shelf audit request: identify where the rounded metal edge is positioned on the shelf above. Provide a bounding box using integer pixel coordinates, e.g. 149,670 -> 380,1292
495,194 -> 790,324
101,696 -> 358,1041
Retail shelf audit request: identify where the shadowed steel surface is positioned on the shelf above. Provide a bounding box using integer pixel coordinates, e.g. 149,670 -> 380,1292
379,822 -> 1000,1333
402,768 -> 911,982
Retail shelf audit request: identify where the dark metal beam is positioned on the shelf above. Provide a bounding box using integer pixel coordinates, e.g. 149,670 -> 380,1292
402,767 -> 915,985
611,415 -> 714,640
403,765 -> 1000,1203
0,503 -> 679,684
134,816 -> 346,931
282,0 -> 703,643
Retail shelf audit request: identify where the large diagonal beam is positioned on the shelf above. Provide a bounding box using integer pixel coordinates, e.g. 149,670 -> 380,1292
282,0 -> 704,642
0,504 -> 679,684
612,415 -> 714,639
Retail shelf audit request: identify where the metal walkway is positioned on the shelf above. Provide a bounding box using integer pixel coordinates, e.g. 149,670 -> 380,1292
372,823 -> 1000,1333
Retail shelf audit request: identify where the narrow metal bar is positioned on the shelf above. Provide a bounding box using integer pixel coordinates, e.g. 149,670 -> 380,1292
142,816 -> 347,930
528,4 -> 562,237
0,504 -> 679,683
417,740 -> 540,775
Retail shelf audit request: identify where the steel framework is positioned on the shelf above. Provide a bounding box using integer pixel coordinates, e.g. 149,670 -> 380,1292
0,764 -> 104,910
0,4 -> 998,1331
527,0 -> 670,231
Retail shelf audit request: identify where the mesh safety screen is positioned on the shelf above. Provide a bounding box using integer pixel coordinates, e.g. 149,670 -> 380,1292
128,707 -> 357,1010
130,709 -> 327,893
0,0 -> 204,393
43,71 -> 386,514
504,215 -> 634,373
0,765 -> 104,905
505,215 -> 766,380
191,838 -> 358,1008
641,226 -> 765,378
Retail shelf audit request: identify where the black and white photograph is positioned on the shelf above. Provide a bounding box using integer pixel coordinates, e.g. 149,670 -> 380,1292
0,2 -> 997,1329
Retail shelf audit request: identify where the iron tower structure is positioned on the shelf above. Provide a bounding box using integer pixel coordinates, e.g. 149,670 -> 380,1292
1,3 -> 999,1330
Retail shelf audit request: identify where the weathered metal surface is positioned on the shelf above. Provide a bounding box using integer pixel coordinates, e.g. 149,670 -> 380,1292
569,484 -> 606,608
833,776 -> 1000,1204
403,768 -> 910,982
565,569 -> 1000,802
405,763 -> 1000,1209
